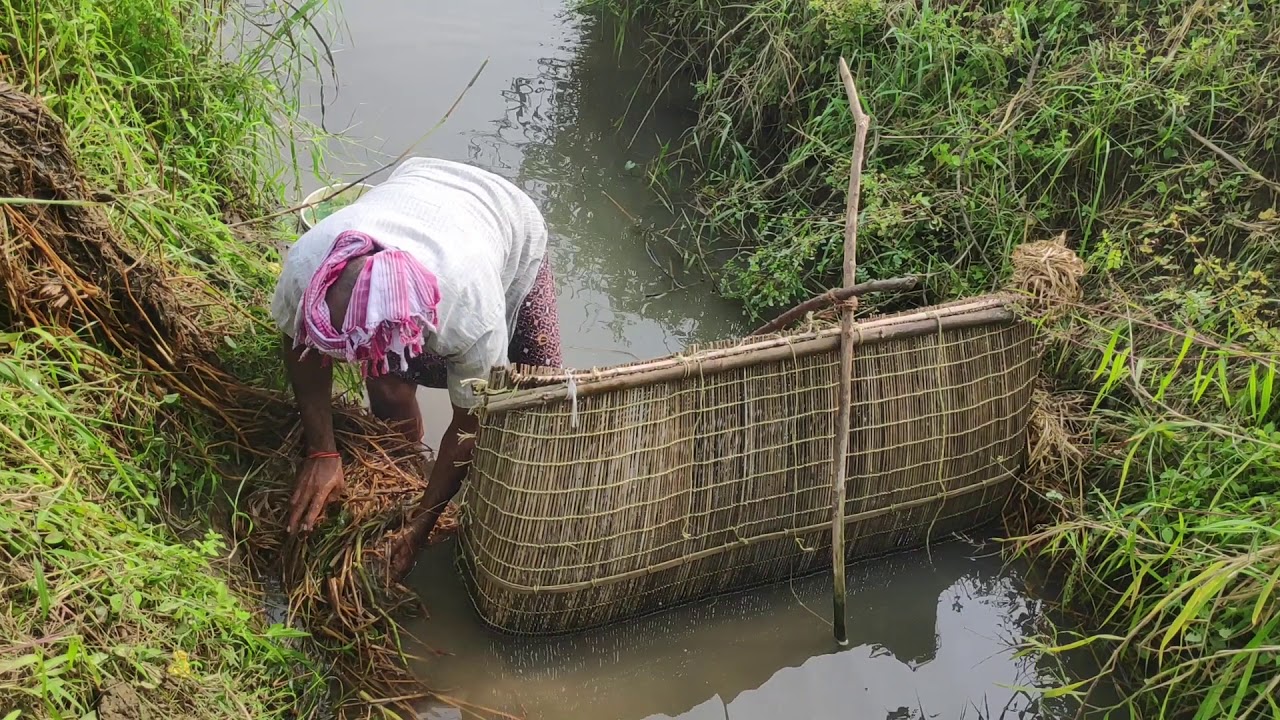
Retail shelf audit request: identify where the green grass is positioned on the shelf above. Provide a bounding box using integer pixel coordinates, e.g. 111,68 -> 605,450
0,0 -> 339,716
587,0 -> 1279,318
583,0 -> 1280,716
0,333 -> 322,718
1016,318 -> 1280,717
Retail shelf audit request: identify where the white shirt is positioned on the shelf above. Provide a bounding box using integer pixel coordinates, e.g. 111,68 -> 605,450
271,158 -> 549,408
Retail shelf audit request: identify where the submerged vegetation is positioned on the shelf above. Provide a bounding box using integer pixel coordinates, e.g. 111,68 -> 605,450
587,0 -> 1280,717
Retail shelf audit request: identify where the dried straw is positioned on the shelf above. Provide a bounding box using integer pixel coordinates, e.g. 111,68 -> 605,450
1026,389 -> 1088,489
1006,386 -> 1091,530
240,415 -> 436,715
1010,232 -> 1086,321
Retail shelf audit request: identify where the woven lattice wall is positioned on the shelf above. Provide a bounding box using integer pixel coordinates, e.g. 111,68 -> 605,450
459,296 -> 1038,634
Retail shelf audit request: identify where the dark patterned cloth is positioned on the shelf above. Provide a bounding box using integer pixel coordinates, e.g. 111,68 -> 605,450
391,256 -> 562,389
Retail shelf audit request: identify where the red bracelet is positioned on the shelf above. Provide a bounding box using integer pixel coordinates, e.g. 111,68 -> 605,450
308,451 -> 341,459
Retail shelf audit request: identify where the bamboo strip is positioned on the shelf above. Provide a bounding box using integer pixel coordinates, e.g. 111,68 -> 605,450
466,463 -> 1015,594
498,295 -> 1017,389
484,307 -> 1014,414
749,276 -> 919,337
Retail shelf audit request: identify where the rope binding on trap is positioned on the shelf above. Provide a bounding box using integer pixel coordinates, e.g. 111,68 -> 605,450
565,368 -> 578,428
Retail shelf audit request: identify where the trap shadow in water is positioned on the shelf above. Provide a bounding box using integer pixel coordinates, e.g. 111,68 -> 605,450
405,539 -> 1082,720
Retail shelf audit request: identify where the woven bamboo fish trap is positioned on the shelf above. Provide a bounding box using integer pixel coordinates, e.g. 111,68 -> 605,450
458,293 -> 1039,635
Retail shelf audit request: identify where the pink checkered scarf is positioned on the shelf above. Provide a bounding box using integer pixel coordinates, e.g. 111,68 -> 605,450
294,230 -> 440,377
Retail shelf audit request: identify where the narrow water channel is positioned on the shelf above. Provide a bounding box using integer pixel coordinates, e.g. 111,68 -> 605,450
410,540 -> 1077,720
293,3 -> 1092,719
293,0 -> 747,449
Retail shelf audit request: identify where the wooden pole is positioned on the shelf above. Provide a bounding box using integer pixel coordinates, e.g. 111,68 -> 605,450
831,56 -> 870,647
748,276 -> 920,337
485,305 -> 1014,414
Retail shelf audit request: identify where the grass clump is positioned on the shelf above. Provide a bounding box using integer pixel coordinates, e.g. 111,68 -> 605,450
589,0 -> 1278,316
1016,316 -> 1280,717
0,0 -> 417,716
586,0 -> 1280,716
0,333 -> 318,718
0,0 -> 441,712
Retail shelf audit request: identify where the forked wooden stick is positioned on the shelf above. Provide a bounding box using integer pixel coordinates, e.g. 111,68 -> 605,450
748,275 -> 920,337
831,56 -> 870,647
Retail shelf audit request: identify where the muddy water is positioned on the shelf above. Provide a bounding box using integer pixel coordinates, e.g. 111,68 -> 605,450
295,0 -> 746,448
294,3 -> 1091,719
409,540 -> 1081,720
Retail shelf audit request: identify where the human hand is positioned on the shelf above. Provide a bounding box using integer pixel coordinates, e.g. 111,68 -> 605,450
287,453 -> 345,534
387,513 -> 435,581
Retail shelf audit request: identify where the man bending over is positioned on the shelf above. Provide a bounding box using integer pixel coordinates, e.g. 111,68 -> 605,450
270,157 -> 562,576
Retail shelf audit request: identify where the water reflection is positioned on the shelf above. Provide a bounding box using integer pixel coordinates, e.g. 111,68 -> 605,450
410,540 -> 1073,720
467,14 -> 747,362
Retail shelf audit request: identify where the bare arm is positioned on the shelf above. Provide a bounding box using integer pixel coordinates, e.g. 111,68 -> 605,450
417,403 -> 479,533
282,253 -> 370,533
389,403 -> 478,577
282,337 -> 344,533
283,338 -> 336,455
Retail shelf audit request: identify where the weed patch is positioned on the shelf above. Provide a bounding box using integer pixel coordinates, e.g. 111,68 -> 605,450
0,0 -> 431,716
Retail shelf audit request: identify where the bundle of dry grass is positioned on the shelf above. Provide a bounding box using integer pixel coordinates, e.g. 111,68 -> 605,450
1025,389 -> 1089,495
239,412 -> 435,713
0,83 -> 434,715
1009,233 -> 1086,322
1005,387 -> 1091,532
0,84 -> 215,390
1002,235 -> 1091,533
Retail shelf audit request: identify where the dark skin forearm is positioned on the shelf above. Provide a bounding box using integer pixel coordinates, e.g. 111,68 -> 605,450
283,339 -> 336,453
285,252 -> 367,454
387,405 -> 478,578
395,407 -> 477,549
283,253 -> 369,534
283,337 -> 345,533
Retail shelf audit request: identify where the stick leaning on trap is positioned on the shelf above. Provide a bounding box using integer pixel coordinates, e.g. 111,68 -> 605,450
829,56 -> 872,647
